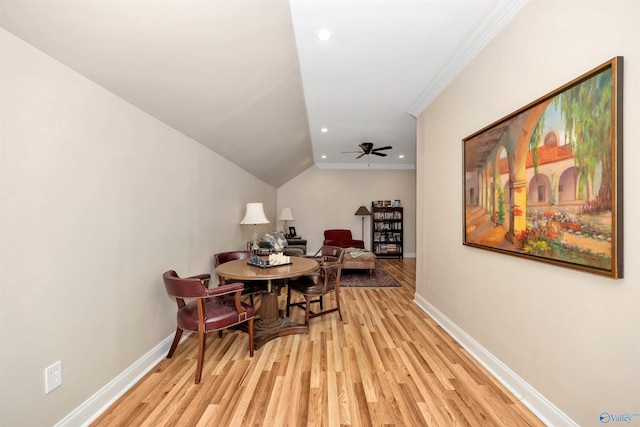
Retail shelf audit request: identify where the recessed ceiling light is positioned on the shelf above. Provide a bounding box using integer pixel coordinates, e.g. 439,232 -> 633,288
321,127 -> 328,133
316,29 -> 332,41
321,155 -> 327,159
399,155 -> 405,159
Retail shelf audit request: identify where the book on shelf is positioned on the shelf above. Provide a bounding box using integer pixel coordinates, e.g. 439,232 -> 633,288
372,200 -> 398,208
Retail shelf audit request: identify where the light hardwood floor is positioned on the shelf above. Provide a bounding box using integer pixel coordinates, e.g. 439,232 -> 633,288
91,259 -> 544,426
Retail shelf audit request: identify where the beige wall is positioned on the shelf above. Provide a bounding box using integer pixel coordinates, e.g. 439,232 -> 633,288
4,1 -> 638,425
277,166 -> 416,256
0,29 -> 276,426
416,1 -> 639,426
0,28 -> 416,426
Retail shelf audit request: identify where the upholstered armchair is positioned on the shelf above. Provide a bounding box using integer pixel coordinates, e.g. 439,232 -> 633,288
323,229 -> 365,249
162,270 -> 255,383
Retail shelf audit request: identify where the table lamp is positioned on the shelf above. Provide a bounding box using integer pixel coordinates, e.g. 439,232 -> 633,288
278,208 -> 294,234
354,205 -> 371,240
240,202 -> 270,250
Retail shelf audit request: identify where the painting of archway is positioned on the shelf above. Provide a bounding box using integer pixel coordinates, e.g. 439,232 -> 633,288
558,166 -> 579,203
462,57 -> 623,278
528,174 -> 552,205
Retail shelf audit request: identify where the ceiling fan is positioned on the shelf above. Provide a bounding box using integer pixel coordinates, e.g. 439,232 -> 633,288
342,142 -> 392,159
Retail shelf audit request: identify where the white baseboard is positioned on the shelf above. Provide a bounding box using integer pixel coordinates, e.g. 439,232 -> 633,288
413,293 -> 578,427
55,333 -> 177,427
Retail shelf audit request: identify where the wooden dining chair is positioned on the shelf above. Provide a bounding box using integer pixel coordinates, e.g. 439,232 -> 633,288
285,247 -> 345,324
162,270 -> 255,384
297,245 -> 343,310
304,245 -> 343,263
213,251 -> 265,304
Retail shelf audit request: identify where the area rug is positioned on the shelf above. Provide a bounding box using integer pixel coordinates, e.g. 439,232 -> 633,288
340,261 -> 402,288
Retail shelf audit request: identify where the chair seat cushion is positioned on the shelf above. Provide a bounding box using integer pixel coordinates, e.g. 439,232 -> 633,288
177,296 -> 255,332
283,246 -> 305,256
288,273 -> 337,296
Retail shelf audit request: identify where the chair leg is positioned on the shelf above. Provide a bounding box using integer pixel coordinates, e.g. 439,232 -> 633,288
335,288 -> 343,321
286,286 -> 292,317
248,318 -> 255,357
249,294 -> 254,305
195,328 -> 206,384
304,296 -> 311,325
167,327 -> 183,358
319,296 -> 323,310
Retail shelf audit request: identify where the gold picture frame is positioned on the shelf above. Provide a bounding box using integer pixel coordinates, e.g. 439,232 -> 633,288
463,57 -> 623,278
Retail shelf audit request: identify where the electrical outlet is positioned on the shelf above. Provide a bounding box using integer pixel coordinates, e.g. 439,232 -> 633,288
45,361 -> 62,394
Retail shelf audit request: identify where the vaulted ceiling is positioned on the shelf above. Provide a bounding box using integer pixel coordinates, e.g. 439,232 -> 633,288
0,0 -> 527,186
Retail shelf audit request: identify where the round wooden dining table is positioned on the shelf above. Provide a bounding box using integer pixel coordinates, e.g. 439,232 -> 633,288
214,256 -> 318,348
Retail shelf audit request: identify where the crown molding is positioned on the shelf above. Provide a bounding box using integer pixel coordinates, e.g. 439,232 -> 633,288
316,163 -> 416,170
407,0 -> 529,117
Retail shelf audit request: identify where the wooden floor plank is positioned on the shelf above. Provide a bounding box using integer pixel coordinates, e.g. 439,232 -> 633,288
91,259 -> 544,427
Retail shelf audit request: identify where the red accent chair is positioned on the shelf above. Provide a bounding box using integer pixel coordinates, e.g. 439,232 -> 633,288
323,229 -> 365,249
162,270 -> 255,383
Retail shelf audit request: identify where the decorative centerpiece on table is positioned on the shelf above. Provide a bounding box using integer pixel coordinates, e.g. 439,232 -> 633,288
268,253 -> 290,265
248,253 -> 291,268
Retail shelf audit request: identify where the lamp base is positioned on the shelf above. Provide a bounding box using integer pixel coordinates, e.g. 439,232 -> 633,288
251,226 -> 259,251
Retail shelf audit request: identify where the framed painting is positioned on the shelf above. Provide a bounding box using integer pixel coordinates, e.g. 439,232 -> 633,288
462,57 -> 623,278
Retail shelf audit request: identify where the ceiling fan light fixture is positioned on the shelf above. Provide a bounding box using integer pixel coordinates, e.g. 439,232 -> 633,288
342,142 -> 393,159
316,29 -> 332,41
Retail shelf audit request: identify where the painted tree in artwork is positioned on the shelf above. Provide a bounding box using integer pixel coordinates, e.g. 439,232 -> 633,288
529,113 -> 546,175
554,67 -> 613,209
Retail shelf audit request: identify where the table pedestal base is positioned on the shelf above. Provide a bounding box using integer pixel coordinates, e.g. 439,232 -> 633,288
249,283 -> 308,349
253,315 -> 308,349
215,258 -> 318,350
234,309 -> 308,349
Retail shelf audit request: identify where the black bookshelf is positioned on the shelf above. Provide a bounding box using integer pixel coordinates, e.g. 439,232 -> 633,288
371,205 -> 403,258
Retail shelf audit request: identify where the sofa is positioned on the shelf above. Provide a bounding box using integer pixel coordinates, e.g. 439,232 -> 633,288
259,232 -> 307,256
323,229 -> 365,249
285,237 -> 307,255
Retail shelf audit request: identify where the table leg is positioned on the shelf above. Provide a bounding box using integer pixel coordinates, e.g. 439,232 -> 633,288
252,279 -> 308,348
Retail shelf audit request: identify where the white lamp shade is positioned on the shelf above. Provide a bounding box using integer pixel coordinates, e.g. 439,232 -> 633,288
278,208 -> 294,221
240,203 -> 270,225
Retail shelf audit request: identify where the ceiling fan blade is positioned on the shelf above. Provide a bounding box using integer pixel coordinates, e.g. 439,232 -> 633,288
372,152 -> 388,157
356,153 -> 365,159
371,146 -> 392,152
341,151 -> 361,153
